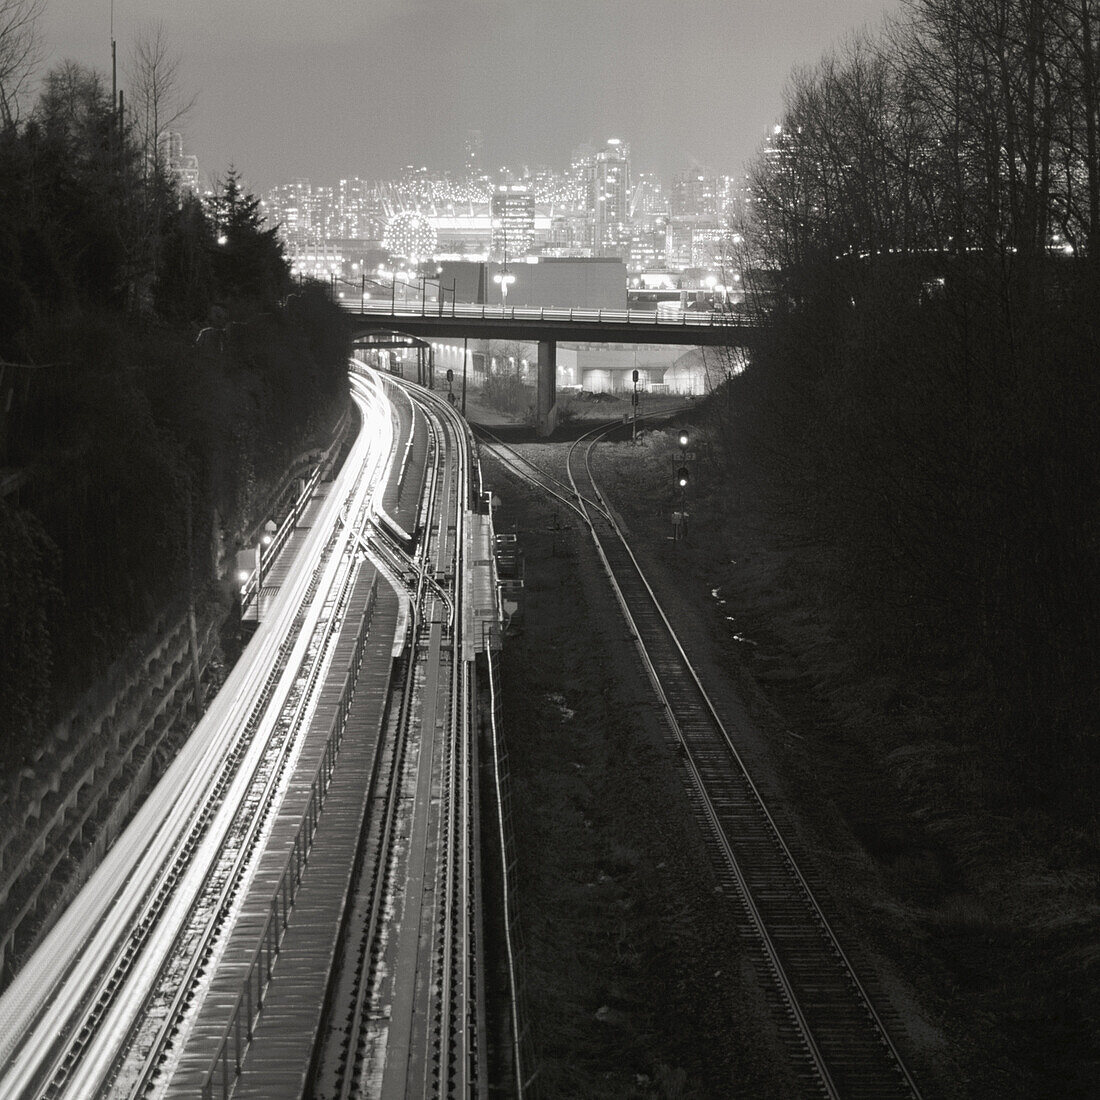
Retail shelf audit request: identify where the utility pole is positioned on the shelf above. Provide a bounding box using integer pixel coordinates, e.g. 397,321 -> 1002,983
111,1 -> 117,112
462,337 -> 468,415
631,367 -> 639,443
674,429 -> 691,541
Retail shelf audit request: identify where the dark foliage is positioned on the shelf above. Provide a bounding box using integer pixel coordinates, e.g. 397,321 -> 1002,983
0,63 -> 349,755
732,1 -> 1100,804
207,167 -> 291,306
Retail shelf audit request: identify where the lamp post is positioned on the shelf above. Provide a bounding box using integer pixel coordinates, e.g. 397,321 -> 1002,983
462,337 -> 468,415
493,269 -> 515,306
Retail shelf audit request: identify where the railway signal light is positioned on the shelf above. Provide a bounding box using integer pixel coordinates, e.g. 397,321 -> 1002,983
676,466 -> 689,489
678,430 -> 690,449
446,368 -> 454,382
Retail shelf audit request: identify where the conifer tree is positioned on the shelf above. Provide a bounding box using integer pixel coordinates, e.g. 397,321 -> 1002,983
207,168 -> 289,305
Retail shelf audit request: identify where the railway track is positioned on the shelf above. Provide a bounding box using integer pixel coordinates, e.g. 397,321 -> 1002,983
0,364 -> 494,1099
315,367 -> 485,1099
480,417 -> 923,1100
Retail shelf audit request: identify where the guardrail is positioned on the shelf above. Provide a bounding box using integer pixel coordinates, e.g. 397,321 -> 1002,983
329,276 -> 750,330
199,573 -> 379,1100
339,297 -> 749,328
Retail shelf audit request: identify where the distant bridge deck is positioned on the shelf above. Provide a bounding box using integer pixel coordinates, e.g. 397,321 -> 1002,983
340,301 -> 758,347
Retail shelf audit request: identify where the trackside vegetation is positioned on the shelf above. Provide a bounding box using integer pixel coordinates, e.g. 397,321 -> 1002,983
684,1 -> 1100,1089
0,63 -> 350,758
735,0 -> 1100,810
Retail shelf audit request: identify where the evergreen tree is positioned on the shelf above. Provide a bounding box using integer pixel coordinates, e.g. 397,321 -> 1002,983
207,167 -> 289,306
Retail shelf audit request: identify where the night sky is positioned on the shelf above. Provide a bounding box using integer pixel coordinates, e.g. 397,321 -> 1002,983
42,1 -> 901,190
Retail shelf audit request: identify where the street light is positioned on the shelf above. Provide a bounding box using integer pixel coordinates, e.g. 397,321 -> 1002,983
494,269 -> 515,305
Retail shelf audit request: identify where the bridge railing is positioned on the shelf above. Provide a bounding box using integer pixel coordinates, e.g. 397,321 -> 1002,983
328,276 -> 751,329
338,297 -> 750,329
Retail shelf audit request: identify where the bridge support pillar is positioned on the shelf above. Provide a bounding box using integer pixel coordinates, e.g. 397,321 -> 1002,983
537,340 -> 557,437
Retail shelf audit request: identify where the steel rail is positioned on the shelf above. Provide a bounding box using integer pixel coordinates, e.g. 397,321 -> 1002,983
315,367 -> 432,1100
434,395 -> 473,1098
572,428 -> 923,1099
473,405 -> 695,526
481,615 -> 527,1098
471,424 -> 604,522
496,422 -> 923,1100
324,367 -> 474,1099
382,370 -> 479,1097
332,580 -> 418,1100
399,389 -> 459,1096
564,427 -> 841,1096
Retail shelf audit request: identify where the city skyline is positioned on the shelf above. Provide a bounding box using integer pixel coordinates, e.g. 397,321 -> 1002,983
41,0 -> 901,193
257,138 -> 751,277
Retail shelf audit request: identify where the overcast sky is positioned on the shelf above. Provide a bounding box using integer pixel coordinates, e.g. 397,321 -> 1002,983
41,1 -> 901,192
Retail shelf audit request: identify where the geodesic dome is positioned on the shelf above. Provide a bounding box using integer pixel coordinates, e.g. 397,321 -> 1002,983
383,211 -> 436,262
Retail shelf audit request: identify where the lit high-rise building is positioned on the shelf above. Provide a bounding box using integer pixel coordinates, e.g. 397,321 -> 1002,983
590,138 -> 631,257
491,184 -> 535,260
631,172 -> 666,218
264,178 -> 315,251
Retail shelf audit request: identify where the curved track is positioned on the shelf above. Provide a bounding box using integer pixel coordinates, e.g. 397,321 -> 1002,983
314,364 -> 485,1099
481,417 -> 924,1100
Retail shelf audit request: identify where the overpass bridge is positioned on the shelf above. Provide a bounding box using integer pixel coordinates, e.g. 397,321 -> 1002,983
339,299 -> 759,435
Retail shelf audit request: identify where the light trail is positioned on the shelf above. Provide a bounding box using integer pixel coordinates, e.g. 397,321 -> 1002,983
0,371 -> 397,1098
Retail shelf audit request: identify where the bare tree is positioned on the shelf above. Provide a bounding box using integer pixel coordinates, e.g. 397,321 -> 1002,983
0,0 -> 43,126
127,21 -> 195,178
